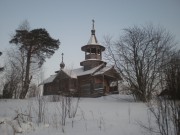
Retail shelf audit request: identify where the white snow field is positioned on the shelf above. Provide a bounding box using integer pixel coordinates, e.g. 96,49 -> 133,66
0,95 -> 152,135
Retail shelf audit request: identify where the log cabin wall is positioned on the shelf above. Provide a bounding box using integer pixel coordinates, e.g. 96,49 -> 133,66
43,79 -> 78,96
58,78 -> 69,93
69,79 -> 77,90
43,71 -> 119,96
77,74 -> 111,97
94,76 -> 110,94
44,82 -> 59,95
77,75 -> 92,96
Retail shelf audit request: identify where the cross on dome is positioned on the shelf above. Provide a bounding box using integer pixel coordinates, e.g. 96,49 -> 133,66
61,53 -> 64,62
60,53 -> 65,69
92,19 -> 95,30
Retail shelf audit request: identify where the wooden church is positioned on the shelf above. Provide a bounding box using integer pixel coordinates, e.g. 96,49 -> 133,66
41,21 -> 121,97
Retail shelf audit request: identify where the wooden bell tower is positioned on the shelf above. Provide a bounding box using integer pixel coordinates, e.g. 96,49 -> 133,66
80,20 -> 106,70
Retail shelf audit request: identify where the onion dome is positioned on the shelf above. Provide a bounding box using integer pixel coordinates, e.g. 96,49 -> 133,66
60,53 -> 65,69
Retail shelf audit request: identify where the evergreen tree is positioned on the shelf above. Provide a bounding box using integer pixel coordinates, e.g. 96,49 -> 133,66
10,28 -> 60,98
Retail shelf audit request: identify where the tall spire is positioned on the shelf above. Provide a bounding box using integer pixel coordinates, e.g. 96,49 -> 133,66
91,19 -> 95,35
88,19 -> 98,44
61,53 -> 64,62
92,19 -> 95,30
60,53 -> 65,69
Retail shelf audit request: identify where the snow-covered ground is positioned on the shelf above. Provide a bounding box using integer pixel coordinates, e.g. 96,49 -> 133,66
0,95 -> 152,135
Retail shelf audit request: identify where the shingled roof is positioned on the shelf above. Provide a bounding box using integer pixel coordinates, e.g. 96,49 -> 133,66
40,64 -> 116,85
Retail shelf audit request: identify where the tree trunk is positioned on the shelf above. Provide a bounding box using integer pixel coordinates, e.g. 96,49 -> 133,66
19,49 -> 32,99
178,108 -> 180,135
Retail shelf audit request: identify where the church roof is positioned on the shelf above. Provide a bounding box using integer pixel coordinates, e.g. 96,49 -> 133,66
73,63 -> 104,76
93,66 -> 113,75
40,75 -> 56,85
40,64 -> 117,85
61,68 -> 77,78
81,20 -> 105,51
87,34 -> 99,45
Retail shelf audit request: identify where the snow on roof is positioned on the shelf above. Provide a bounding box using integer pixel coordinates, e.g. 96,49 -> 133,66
73,64 -> 104,76
62,69 -> 77,78
41,64 -> 113,85
94,66 -> 113,75
87,34 -> 99,45
39,74 -> 56,85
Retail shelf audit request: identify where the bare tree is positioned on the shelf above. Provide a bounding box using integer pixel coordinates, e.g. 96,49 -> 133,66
28,83 -> 38,98
162,50 -> 180,100
2,46 -> 44,99
2,48 -> 25,98
138,97 -> 180,135
138,49 -> 180,135
104,25 -> 176,102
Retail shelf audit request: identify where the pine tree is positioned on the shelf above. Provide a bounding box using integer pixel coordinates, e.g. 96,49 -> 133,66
10,28 -> 60,98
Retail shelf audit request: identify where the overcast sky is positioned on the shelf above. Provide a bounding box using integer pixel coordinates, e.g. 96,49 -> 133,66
0,0 -> 180,79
